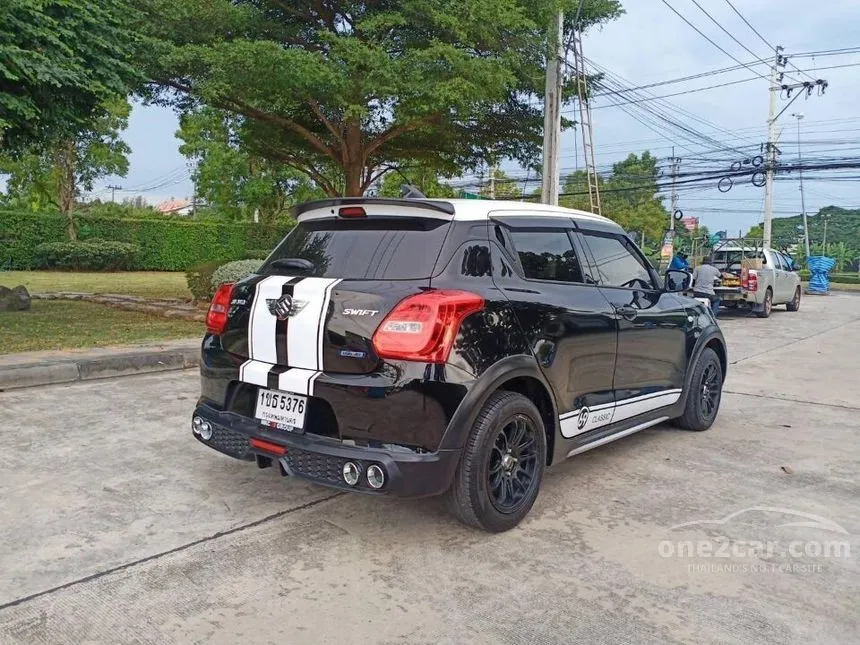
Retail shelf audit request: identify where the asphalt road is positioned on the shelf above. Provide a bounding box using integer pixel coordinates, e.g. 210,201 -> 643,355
1,294 -> 858,644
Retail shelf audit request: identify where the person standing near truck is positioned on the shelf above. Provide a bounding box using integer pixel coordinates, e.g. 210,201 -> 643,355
692,255 -> 723,316
669,250 -> 689,271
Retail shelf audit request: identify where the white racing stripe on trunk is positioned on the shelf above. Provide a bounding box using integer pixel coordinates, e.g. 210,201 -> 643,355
239,360 -> 272,387
287,277 -> 342,370
249,276 -> 294,363
277,368 -> 321,397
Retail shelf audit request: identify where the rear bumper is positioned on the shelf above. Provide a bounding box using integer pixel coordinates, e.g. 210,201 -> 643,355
192,403 -> 462,498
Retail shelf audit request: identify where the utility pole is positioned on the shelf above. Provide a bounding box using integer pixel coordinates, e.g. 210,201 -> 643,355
107,184 -> 122,203
668,149 -> 681,233
572,27 -> 601,214
791,112 -> 811,259
763,46 -> 783,248
541,10 -> 563,205
489,165 -> 496,200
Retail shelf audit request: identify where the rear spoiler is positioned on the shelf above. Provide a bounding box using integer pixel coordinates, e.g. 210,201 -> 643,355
293,198 -> 455,218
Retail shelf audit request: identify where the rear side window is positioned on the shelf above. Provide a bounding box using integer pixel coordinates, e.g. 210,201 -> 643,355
261,218 -> 450,280
509,230 -> 584,283
582,233 -> 653,289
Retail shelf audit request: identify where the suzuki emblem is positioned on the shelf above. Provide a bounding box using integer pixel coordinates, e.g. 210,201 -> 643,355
268,294 -> 295,320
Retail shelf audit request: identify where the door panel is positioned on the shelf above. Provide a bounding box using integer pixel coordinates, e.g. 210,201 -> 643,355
489,221 -> 617,439
577,230 -> 689,414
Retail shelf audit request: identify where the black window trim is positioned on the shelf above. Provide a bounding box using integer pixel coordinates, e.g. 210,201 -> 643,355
577,230 -> 660,292
499,224 -> 594,287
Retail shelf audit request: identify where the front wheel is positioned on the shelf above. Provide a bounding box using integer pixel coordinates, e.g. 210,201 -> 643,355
447,391 -> 546,532
673,347 -> 723,431
756,288 -> 773,318
786,286 -> 801,311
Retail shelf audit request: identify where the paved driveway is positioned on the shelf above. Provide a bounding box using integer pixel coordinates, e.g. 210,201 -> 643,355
1,294 -> 858,644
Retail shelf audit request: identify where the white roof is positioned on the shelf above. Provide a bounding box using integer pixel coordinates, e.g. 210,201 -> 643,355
298,198 -> 614,225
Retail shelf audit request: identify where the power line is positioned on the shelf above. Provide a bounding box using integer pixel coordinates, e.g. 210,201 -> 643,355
658,0 -> 770,81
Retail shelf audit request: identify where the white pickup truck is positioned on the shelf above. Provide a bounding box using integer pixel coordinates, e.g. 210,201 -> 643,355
710,246 -> 802,318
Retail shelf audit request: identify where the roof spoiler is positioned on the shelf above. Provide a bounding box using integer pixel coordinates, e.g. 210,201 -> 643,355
292,197 -> 455,217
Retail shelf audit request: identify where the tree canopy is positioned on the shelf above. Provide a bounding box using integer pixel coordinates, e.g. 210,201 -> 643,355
134,0 -> 623,196
0,0 -> 141,149
177,108 -> 324,223
560,151 -> 669,243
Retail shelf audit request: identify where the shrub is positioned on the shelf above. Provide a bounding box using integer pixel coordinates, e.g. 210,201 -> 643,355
0,210 -> 293,270
242,249 -> 271,260
33,239 -> 140,271
185,260 -> 227,302
211,260 -> 263,290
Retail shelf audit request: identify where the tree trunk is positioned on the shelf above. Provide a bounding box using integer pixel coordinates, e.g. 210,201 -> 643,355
343,119 -> 364,197
54,140 -> 77,240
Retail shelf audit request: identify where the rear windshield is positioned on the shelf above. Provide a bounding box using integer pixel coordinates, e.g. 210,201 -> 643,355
261,217 -> 451,280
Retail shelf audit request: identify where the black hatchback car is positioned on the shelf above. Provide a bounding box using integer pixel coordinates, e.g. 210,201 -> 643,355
192,197 -> 726,532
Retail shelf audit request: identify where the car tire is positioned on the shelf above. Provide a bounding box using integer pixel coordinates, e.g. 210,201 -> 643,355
672,347 -> 723,432
446,391 -> 546,532
756,288 -> 773,318
786,286 -> 801,312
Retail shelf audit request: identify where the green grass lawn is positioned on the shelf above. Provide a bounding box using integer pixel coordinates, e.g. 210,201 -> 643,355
1,300 -> 202,353
0,271 -> 190,299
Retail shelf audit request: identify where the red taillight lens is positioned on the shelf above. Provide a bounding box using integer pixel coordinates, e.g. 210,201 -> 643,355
338,206 -> 367,218
206,282 -> 234,334
372,290 -> 484,363
741,267 -> 749,289
747,271 -> 758,292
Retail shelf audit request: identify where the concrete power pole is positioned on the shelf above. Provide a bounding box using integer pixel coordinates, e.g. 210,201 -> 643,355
489,165 -> 497,200
668,150 -> 681,233
541,10 -> 563,205
763,47 -> 783,248
107,184 -> 122,203
791,112 -> 811,259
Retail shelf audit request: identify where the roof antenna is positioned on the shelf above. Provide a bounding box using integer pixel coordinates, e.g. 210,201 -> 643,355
400,184 -> 426,199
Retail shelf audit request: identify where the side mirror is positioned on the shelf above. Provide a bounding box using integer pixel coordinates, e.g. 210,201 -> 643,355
664,269 -> 691,292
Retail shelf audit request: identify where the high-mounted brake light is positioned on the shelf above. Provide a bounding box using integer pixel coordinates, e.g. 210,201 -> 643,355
206,282 -> 234,334
372,290 -> 484,363
338,206 -> 367,218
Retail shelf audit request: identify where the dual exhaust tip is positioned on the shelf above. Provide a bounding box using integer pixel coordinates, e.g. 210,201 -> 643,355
192,416 -> 213,441
342,461 -> 385,490
194,416 -> 386,490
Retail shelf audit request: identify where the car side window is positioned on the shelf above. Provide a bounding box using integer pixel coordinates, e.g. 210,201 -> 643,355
581,232 -> 654,289
508,229 -> 584,283
772,253 -> 785,270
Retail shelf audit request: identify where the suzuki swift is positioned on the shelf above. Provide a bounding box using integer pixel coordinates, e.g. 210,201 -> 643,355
192,197 -> 726,532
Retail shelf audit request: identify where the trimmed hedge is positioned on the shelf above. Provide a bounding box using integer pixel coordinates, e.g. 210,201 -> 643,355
34,240 -> 140,271
0,210 -> 292,270
799,270 -> 860,284
212,260 -> 263,290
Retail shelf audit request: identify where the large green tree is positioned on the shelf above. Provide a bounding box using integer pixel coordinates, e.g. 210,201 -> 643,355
560,151 -> 668,243
135,0 -> 623,196
177,108 -> 324,223
0,0 -> 141,149
0,99 -> 131,238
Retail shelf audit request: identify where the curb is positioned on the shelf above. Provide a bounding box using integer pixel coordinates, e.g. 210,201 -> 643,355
0,343 -> 200,391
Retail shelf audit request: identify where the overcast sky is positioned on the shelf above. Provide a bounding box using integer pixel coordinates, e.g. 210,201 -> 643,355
96,0 -> 859,238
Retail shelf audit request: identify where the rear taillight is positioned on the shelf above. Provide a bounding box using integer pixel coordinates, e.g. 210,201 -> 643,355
206,282 -> 234,334
372,290 -> 484,363
747,271 -> 758,292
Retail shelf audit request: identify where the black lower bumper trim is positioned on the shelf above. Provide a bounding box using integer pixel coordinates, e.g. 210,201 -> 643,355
192,404 -> 462,498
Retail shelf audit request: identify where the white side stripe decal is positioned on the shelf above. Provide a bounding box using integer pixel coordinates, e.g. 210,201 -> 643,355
560,389 -> 682,438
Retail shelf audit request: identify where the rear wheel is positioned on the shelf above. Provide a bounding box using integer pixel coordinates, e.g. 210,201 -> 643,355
673,348 -> 723,432
786,286 -> 801,311
756,288 -> 773,318
447,391 -> 546,532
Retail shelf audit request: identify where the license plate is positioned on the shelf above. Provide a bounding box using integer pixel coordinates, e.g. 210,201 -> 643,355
254,388 -> 307,431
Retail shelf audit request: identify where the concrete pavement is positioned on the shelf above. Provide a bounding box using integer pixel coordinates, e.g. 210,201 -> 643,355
0,295 -> 858,644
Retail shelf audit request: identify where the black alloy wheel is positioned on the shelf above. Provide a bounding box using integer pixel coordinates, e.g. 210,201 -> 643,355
672,347 -> 723,432
700,361 -> 721,420
447,391 -> 547,532
487,415 -> 539,513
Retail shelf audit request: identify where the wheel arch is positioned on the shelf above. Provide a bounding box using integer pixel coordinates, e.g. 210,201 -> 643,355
440,355 -> 559,464
676,328 -> 727,414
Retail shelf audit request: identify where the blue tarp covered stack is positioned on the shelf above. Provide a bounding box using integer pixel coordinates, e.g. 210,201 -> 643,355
806,256 -> 837,294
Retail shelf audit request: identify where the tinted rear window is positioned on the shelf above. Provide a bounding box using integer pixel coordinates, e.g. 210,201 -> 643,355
261,217 -> 451,280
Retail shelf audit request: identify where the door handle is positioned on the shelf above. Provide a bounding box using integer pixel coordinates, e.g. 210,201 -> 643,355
614,304 -> 638,320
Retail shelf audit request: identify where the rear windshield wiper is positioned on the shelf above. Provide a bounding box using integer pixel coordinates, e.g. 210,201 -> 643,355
267,257 -> 316,274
